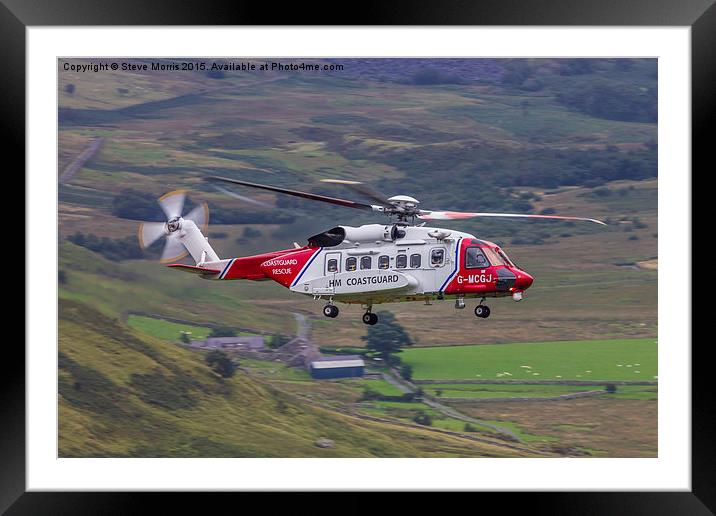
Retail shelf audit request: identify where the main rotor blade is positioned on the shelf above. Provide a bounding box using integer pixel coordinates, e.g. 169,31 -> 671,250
319,179 -> 393,208
158,190 -> 187,220
211,184 -> 274,209
418,210 -> 607,225
138,222 -> 167,249
205,176 -> 374,211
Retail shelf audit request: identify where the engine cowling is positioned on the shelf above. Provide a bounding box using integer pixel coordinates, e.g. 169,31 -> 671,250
308,224 -> 402,247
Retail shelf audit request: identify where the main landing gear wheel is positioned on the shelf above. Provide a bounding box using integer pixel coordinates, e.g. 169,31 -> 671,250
323,304 -> 339,318
474,305 -> 491,318
362,312 -> 378,325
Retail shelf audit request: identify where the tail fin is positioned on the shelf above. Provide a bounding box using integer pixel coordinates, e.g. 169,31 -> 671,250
177,219 -> 220,265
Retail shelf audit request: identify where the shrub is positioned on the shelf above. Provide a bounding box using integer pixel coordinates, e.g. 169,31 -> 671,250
205,350 -> 236,378
360,388 -> 380,401
412,412 -> 433,426
209,326 -> 237,338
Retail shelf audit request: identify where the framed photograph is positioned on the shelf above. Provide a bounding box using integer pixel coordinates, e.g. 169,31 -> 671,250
8,0 -> 706,512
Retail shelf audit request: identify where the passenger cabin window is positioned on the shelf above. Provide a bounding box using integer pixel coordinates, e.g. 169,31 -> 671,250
465,247 -> 489,269
396,254 -> 407,269
430,248 -> 445,266
346,257 -> 357,271
327,259 -> 338,273
360,256 -> 372,270
410,253 -> 422,268
378,255 -> 390,269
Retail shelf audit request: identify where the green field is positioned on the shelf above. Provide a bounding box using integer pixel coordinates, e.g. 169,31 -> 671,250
127,315 -> 212,341
402,338 -> 657,381
363,379 -> 405,397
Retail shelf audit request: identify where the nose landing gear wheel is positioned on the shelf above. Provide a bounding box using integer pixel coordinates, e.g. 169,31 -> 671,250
474,305 -> 491,318
323,304 -> 339,318
362,312 -> 378,325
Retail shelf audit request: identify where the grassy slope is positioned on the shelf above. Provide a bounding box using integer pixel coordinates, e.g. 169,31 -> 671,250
59,298 -> 533,457
126,315 -> 212,341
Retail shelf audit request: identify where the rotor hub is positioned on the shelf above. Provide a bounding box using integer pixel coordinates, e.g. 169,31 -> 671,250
166,216 -> 182,233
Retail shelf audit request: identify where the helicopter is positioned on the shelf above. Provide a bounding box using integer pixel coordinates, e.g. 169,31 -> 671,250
137,177 -> 606,325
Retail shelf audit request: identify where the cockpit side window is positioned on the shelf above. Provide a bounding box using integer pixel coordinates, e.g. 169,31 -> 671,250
483,247 -> 508,266
497,249 -> 514,267
465,247 -> 490,269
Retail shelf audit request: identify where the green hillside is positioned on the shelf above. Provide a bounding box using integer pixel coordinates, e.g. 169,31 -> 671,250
59,298 -> 534,457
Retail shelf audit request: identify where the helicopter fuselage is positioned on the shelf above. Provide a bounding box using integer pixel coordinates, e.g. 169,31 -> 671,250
184,224 -> 534,307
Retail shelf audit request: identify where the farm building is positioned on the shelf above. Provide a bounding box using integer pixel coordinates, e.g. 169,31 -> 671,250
275,337 -> 321,368
310,355 -> 365,379
189,336 -> 265,351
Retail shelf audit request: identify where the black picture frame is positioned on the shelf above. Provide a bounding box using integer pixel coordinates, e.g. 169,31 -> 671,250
7,0 -> 706,512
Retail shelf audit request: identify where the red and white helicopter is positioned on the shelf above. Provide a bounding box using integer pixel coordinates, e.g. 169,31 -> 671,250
138,177 -> 606,325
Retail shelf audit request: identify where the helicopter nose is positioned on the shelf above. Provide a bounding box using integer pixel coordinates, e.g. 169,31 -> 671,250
516,270 -> 534,290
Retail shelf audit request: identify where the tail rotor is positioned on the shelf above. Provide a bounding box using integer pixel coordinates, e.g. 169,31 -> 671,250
137,190 -> 218,264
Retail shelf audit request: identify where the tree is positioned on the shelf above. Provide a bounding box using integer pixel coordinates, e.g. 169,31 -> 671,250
205,350 -> 236,378
400,364 -> 413,381
605,383 -> 617,394
209,326 -> 237,338
179,331 -> 191,344
270,334 -> 291,349
361,311 -> 413,362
